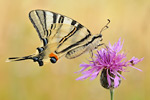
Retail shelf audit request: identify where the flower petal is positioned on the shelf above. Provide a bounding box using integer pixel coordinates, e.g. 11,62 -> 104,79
75,63 -> 90,73
129,65 -> 142,71
76,74 -> 91,80
114,75 -> 120,88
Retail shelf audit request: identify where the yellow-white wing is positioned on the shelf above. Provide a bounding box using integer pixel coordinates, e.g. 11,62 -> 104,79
45,23 -> 92,59
29,10 -> 92,60
29,10 -> 91,45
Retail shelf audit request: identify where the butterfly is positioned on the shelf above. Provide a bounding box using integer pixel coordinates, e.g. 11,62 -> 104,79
7,9 -> 110,66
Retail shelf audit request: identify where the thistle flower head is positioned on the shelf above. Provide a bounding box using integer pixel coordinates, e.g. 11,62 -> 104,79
76,38 -> 143,89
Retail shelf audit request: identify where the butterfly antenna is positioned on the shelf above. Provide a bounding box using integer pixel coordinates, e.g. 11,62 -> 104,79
100,19 -> 110,34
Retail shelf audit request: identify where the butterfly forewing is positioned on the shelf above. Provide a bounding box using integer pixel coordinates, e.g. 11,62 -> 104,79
54,24 -> 91,54
29,10 -> 47,39
29,10 -> 93,61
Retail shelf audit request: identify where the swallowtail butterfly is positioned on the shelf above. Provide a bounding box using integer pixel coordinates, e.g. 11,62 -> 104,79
7,10 -> 110,66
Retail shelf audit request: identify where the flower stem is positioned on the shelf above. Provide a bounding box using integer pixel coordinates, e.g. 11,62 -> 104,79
110,89 -> 114,100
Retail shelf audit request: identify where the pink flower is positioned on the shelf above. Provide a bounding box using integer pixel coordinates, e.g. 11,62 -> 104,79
76,38 -> 143,89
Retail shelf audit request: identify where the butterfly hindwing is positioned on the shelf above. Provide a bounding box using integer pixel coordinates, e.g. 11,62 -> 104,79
65,45 -> 87,59
42,23 -> 91,60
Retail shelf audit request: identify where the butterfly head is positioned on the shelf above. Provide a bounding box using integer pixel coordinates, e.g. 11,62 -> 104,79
49,53 -> 58,63
99,34 -> 103,41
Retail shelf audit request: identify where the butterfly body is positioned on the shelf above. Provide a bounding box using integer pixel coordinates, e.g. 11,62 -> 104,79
7,10 -> 110,66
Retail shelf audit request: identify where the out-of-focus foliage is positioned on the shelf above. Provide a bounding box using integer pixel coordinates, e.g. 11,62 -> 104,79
0,0 -> 149,100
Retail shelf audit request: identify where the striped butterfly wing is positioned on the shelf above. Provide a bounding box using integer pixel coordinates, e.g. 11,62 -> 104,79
47,23 -> 92,59
29,10 -> 92,61
29,10 -> 48,40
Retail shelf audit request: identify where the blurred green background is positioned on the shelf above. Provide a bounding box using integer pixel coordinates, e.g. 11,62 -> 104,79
0,0 -> 149,100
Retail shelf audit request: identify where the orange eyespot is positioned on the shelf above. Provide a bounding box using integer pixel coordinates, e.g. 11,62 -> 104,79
49,53 -> 58,61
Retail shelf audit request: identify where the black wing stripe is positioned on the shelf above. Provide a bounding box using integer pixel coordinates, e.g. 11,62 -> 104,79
71,20 -> 76,25
43,10 -> 47,30
35,11 -> 46,36
76,23 -> 83,30
51,24 -> 54,29
58,23 -> 83,47
49,30 -> 52,36
84,35 -> 101,46
55,32 -> 91,54
42,38 -> 48,46
29,12 -> 43,39
58,27 -> 76,47
87,29 -> 91,35
43,10 -> 49,37
53,13 -> 57,23
53,16 -> 64,39
58,15 -> 64,23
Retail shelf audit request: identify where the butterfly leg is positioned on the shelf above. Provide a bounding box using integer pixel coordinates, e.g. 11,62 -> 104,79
89,50 -> 93,58
97,43 -> 104,48
32,56 -> 44,66
89,50 -> 95,65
